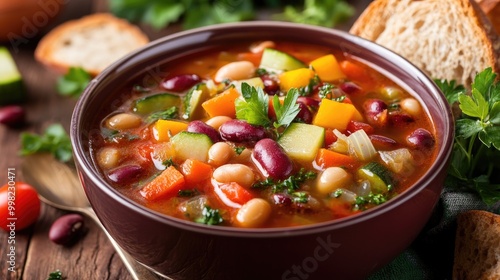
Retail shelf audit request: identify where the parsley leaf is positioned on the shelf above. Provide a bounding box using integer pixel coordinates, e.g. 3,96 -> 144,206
195,206 -> 224,225
56,67 -> 91,97
236,83 -> 271,127
20,124 -> 73,162
47,270 -> 63,280
146,106 -> 178,123
273,0 -> 354,28
437,67 -> 500,205
272,88 -> 300,129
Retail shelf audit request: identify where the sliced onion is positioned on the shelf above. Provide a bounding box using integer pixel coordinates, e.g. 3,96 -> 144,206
379,148 -> 415,174
347,129 -> 377,161
330,129 -> 349,154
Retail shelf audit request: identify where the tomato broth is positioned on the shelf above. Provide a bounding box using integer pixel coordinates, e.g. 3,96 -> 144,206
90,41 -> 438,228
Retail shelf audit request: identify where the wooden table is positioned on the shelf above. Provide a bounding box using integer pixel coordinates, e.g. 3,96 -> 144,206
0,0 -> 372,279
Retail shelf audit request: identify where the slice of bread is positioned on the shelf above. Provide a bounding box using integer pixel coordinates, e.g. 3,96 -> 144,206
350,0 -> 500,88
453,210 -> 500,279
476,0 -> 500,34
35,13 -> 149,76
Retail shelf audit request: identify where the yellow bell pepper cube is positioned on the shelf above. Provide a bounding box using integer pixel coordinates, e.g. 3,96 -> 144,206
152,119 -> 189,142
279,68 -> 315,92
313,99 -> 363,131
310,54 -> 346,82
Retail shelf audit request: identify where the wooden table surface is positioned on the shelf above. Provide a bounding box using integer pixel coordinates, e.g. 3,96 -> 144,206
0,0 -> 372,279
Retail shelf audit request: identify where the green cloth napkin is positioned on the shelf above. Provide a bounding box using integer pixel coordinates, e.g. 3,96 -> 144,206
369,186 -> 500,280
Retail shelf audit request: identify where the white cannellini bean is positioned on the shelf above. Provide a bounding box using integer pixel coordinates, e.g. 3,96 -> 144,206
106,113 -> 142,129
400,98 -> 422,117
208,142 -> 234,166
236,198 -> 272,227
250,41 -> 276,53
213,164 -> 255,188
97,147 -> 120,169
316,167 -> 352,195
214,61 -> 256,83
205,116 -> 232,130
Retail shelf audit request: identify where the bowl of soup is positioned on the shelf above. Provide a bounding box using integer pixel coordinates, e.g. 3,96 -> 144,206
71,21 -> 453,279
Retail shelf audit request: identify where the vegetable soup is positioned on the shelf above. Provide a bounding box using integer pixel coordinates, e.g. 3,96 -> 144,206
90,41 -> 438,228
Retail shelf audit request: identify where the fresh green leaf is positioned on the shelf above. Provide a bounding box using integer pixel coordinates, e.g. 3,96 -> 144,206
459,93 -> 484,119
455,118 -> 482,139
272,88 -> 300,129
274,0 -> 354,28
433,78 -> 466,105
473,175 -> 500,205
47,269 -> 63,280
490,101 -> 500,125
143,2 -> 184,30
195,205 -> 224,225
56,67 -> 91,97
20,124 -> 73,162
483,126 -> 500,150
235,83 -> 271,126
471,67 -> 496,100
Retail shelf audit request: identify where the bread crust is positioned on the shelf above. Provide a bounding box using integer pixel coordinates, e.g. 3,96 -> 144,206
350,0 -> 500,88
35,13 -> 149,76
453,210 -> 500,280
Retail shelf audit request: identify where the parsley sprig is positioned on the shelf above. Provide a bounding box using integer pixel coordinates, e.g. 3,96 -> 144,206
56,67 -> 91,97
20,124 -> 73,162
436,67 -> 500,205
235,83 -> 301,131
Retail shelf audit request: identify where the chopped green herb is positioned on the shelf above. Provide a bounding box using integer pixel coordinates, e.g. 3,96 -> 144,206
318,83 -> 335,99
272,88 -> 301,129
163,157 -> 176,168
178,189 -> 199,197
436,67 -> 500,205
354,192 -> 389,210
252,168 -> 317,193
332,189 -> 344,198
195,206 -> 224,225
20,124 -> 72,162
146,106 -> 178,123
56,67 -> 91,97
292,191 -> 309,203
297,75 -> 320,96
234,146 -> 246,155
47,269 -> 63,280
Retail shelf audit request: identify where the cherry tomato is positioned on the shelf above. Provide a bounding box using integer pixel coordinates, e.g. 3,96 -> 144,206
0,182 -> 41,232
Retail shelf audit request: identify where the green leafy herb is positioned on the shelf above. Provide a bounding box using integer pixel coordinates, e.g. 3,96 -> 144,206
163,157 -> 176,168
292,191 -> 309,203
273,0 -> 354,28
146,106 -> 178,123
252,168 -> 317,193
178,189 -> 199,197
47,270 -> 63,280
354,193 -> 389,209
56,67 -> 91,97
272,88 -> 301,129
20,124 -> 72,162
234,146 -> 246,155
195,205 -> 224,225
437,67 -> 500,205
236,83 -> 271,127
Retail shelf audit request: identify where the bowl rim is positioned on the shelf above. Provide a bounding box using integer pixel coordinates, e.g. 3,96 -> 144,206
71,21 -> 454,237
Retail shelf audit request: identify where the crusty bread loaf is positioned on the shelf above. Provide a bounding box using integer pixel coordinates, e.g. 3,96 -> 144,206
35,13 -> 149,76
453,210 -> 500,280
350,0 -> 500,88
476,0 -> 500,34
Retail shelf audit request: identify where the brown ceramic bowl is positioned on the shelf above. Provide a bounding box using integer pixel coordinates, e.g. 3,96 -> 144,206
71,21 -> 454,280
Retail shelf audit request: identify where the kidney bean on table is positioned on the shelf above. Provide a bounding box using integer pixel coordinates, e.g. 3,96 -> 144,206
252,138 -> 293,180
49,213 -> 85,246
219,119 -> 268,143
0,105 -> 25,127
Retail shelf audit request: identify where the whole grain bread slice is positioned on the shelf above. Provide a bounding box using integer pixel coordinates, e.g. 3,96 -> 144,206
453,210 -> 500,280
350,0 -> 500,88
35,13 -> 149,76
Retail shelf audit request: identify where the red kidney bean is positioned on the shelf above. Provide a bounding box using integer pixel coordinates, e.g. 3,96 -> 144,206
363,99 -> 388,126
219,119 -> 268,143
0,105 -> 25,127
162,74 -> 201,92
187,120 -> 221,142
261,75 -> 279,95
108,165 -> 143,184
369,134 -> 399,150
252,138 -> 293,180
346,120 -> 375,135
339,81 -> 361,94
389,111 -> 415,127
297,96 -> 320,109
49,214 -> 85,246
272,193 -> 292,206
407,128 -> 435,149
295,102 -> 313,124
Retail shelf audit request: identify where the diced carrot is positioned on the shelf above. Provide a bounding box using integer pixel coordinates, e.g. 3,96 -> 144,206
315,148 -> 357,169
215,182 -> 254,207
339,60 -> 372,82
279,68 -> 315,92
312,99 -> 363,131
180,159 -> 213,185
152,119 -> 188,142
202,87 -> 240,118
140,166 -> 186,201
310,54 -> 346,82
